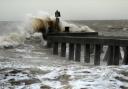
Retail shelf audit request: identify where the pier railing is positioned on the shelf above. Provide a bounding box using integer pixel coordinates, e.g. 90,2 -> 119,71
47,32 -> 128,65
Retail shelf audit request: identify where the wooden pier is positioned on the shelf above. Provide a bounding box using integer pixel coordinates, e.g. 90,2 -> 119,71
45,10 -> 128,66
47,31 -> 128,65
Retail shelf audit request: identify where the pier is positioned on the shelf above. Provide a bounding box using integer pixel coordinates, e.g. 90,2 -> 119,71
47,30 -> 128,65
45,10 -> 128,66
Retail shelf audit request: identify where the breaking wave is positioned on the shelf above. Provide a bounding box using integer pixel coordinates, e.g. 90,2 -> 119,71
0,11 -> 48,48
0,11 -> 95,48
0,33 -> 25,48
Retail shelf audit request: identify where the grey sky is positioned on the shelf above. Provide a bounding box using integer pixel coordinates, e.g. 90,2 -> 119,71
0,0 -> 128,20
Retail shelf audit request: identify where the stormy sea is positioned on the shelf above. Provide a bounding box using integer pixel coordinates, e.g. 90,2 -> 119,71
0,20 -> 128,89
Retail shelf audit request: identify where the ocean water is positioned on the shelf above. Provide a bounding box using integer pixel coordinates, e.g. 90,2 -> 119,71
69,20 -> 128,36
0,20 -> 128,89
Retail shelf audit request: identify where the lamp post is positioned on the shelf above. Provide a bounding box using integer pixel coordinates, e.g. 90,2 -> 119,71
55,10 -> 61,32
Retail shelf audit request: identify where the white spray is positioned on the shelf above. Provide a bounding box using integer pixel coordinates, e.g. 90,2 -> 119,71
0,11 -> 95,48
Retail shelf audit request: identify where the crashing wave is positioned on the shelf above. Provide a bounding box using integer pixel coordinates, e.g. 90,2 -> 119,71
0,32 -> 26,48
0,11 -> 95,48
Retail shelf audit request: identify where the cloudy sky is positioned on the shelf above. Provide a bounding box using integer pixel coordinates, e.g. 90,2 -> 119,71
0,0 -> 128,20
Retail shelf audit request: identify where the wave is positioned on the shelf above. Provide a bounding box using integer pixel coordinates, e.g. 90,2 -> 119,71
0,31 -> 44,49
0,32 -> 25,48
0,11 -> 95,48
0,11 -> 47,48
0,21 -> 42,49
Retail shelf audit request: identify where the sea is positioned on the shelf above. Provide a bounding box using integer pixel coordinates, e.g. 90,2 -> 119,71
0,20 -> 128,89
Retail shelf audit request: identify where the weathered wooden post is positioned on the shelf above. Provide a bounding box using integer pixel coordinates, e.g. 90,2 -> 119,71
69,43 -> 75,60
123,46 -> 128,64
60,43 -> 66,57
84,44 -> 90,63
65,27 -> 70,32
47,42 -> 52,48
107,45 -> 114,65
53,42 -> 59,55
75,44 -> 81,62
104,46 -> 121,62
113,46 -> 120,65
94,44 -> 101,65
106,45 -> 120,65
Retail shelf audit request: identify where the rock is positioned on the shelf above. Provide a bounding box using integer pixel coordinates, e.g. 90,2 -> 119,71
120,85 -> 128,89
9,78 -> 40,85
40,85 -> 51,89
115,76 -> 128,82
9,69 -> 22,74
4,45 -> 14,49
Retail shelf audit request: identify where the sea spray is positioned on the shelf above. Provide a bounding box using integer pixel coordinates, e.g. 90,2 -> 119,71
0,11 -> 95,48
0,32 -> 26,48
25,11 -> 95,33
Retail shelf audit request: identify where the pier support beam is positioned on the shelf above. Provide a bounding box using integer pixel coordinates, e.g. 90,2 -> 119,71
69,43 -> 75,60
123,46 -> 128,65
84,44 -> 90,63
60,43 -> 66,57
75,44 -> 81,62
53,42 -> 59,55
113,46 -> 120,65
107,46 -> 114,65
94,44 -> 101,65
104,46 -> 121,62
47,41 -> 52,48
107,46 -> 120,65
